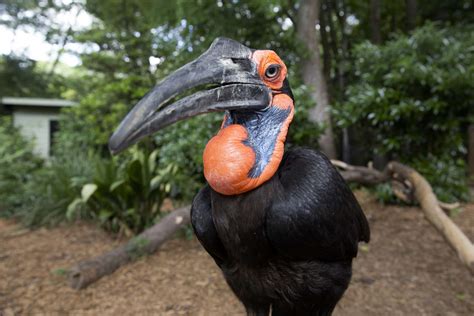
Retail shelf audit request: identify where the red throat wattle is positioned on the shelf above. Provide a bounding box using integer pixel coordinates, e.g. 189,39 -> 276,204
203,50 -> 294,195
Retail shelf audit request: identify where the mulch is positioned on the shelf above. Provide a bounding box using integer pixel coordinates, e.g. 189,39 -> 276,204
1,191 -> 473,315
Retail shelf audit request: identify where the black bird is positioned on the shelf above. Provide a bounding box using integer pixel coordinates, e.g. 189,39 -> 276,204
110,38 -> 370,316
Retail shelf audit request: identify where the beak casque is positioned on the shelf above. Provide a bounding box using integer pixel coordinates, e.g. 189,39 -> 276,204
109,37 -> 271,154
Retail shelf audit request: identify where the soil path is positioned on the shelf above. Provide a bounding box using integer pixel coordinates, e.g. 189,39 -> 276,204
1,192 -> 473,315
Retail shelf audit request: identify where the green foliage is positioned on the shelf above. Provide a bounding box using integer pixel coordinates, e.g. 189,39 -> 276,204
373,183 -> 399,205
287,84 -> 325,148
0,0 -> 85,99
68,148 -> 177,235
57,76 -> 147,151
410,154 -> 469,203
335,23 -> 474,156
13,149 -> 95,227
0,55 -> 68,98
153,115 -> 219,201
334,23 -> 473,201
418,0 -> 474,24
0,117 -> 43,215
5,144 -> 177,234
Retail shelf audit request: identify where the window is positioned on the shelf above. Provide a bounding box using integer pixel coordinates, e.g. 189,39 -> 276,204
49,120 -> 59,156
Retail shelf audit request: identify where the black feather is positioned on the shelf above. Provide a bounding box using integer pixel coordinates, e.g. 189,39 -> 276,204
191,147 -> 370,315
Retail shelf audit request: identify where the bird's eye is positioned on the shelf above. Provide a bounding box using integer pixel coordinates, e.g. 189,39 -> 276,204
265,64 -> 280,79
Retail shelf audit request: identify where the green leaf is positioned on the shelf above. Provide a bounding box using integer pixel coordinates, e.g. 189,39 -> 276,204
148,149 -> 159,171
81,183 -> 98,202
66,198 -> 83,220
99,209 -> 112,221
51,268 -> 68,276
150,175 -> 162,191
110,180 -> 125,192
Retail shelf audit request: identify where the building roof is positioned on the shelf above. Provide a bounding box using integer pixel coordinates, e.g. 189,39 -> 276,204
0,97 -> 77,108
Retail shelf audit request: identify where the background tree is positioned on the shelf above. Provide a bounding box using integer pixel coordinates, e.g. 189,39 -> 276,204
296,0 -> 337,158
406,0 -> 417,30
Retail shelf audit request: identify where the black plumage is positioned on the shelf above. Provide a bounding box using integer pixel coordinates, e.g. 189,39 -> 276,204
191,147 -> 370,315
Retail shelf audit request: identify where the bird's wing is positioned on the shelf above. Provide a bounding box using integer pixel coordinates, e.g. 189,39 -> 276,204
191,185 -> 228,266
266,147 -> 370,261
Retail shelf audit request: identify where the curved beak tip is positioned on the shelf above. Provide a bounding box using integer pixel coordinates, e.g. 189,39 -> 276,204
108,143 -> 120,156
108,133 -> 125,155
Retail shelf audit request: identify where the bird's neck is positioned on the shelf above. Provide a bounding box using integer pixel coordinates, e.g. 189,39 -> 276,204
203,94 -> 294,195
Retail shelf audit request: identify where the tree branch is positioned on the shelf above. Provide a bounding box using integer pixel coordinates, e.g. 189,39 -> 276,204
332,159 -> 474,274
68,205 -> 191,289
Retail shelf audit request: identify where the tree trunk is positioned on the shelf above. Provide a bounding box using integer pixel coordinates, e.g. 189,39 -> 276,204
370,0 -> 382,44
405,0 -> 417,31
325,1 -> 339,62
296,0 -> 337,159
342,127 -> 351,163
369,0 -> 388,168
329,0 -> 347,95
68,206 -> 191,289
319,2 -> 331,83
335,0 -> 351,162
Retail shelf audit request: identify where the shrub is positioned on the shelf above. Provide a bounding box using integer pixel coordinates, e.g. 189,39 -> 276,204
409,154 -> 469,203
8,143 -> 178,235
13,149 -> 95,227
0,116 -> 43,215
287,84 -> 325,148
68,148 -> 177,235
153,115 -> 220,201
334,23 -> 474,201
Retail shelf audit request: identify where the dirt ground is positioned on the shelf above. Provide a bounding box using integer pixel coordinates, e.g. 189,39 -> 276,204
1,191 -> 473,316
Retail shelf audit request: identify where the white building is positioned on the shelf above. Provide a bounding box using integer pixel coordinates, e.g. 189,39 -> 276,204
0,97 -> 77,159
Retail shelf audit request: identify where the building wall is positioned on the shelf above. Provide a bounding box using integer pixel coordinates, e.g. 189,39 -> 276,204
12,108 -> 60,159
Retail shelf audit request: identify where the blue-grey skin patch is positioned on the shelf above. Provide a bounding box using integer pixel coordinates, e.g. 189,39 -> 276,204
223,105 -> 291,178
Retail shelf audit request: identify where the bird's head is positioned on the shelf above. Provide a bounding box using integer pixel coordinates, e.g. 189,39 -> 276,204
110,37 -> 294,195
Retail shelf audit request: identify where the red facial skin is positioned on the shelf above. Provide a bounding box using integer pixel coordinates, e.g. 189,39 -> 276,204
203,50 -> 295,196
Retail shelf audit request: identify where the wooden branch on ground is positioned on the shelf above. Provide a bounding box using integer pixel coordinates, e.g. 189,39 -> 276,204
387,162 -> 474,274
437,201 -> 461,211
332,160 -> 474,274
331,159 -> 389,185
332,160 -> 460,210
68,205 -> 191,290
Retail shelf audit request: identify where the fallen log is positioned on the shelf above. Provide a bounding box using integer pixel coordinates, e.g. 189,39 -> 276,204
331,160 -> 389,185
333,160 -> 474,274
333,160 -> 463,211
68,205 -> 191,290
387,162 -> 474,274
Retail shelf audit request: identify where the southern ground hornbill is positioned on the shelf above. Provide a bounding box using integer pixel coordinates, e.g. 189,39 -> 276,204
109,38 -> 370,315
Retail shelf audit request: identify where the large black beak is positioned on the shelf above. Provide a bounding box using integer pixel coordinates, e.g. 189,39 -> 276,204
109,38 -> 271,154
